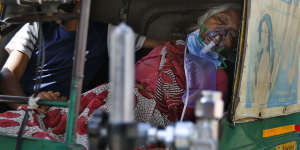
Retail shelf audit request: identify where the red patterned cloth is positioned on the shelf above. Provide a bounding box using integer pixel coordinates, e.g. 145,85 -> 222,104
136,41 -> 189,122
135,41 -> 228,122
0,86 -> 109,149
0,41 -> 228,149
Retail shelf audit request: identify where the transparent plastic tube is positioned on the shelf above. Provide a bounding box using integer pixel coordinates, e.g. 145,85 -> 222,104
201,41 -> 216,54
109,23 -> 135,123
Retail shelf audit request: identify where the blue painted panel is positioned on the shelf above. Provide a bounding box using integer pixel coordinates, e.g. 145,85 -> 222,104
281,0 -> 300,6
245,13 -> 298,108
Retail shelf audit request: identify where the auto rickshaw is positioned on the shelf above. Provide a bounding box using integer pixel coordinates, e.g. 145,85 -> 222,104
0,0 -> 299,149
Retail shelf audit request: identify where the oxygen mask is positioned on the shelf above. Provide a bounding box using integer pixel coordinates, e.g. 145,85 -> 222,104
186,24 -> 228,68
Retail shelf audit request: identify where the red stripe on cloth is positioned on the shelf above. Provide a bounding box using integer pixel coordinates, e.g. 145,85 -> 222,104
87,98 -> 105,116
52,113 -> 67,135
44,109 -> 62,128
77,116 -> 87,135
27,113 -> 39,127
96,90 -> 109,100
32,132 -> 56,140
80,92 -> 96,114
0,119 -> 20,127
0,112 -> 21,118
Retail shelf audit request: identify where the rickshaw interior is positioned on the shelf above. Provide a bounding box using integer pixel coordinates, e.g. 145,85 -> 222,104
3,0 -> 300,150
0,0 -> 242,111
0,0 -> 244,149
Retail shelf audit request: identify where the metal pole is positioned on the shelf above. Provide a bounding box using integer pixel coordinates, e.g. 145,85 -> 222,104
108,23 -> 136,150
65,0 -> 91,143
0,95 -> 68,107
109,23 -> 135,124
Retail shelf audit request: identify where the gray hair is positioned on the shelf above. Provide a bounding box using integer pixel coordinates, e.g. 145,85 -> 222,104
190,3 -> 241,31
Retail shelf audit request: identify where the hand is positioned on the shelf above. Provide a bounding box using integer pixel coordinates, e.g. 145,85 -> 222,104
34,91 -> 67,114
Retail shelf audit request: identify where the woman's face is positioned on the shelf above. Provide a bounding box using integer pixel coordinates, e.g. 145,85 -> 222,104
202,9 -> 241,49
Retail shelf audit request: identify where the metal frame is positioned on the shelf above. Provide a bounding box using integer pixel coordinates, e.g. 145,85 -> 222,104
66,0 -> 92,143
0,0 -> 92,149
230,0 -> 248,122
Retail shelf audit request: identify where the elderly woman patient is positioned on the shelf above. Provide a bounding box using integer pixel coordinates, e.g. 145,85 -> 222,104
131,3 -> 241,126
0,3 -> 241,149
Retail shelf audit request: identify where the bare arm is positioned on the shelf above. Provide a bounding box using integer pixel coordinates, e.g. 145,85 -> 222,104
0,50 -> 29,109
142,38 -> 166,49
2,50 -> 29,80
107,24 -> 166,51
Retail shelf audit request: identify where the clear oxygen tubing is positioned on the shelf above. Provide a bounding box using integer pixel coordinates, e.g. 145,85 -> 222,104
180,46 -> 190,122
180,40 -> 216,121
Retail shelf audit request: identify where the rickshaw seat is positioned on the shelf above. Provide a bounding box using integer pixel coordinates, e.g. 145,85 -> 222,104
91,0 -> 241,40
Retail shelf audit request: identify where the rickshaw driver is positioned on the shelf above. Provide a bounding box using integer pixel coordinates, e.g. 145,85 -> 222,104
0,0 -> 165,112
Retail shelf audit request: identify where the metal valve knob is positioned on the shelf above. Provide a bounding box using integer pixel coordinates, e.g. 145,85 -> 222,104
195,90 -> 224,119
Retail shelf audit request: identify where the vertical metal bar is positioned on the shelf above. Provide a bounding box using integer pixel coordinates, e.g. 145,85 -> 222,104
109,23 -> 135,124
65,0 -> 91,143
231,0 -> 248,121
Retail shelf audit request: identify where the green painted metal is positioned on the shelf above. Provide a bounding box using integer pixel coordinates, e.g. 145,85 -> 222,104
65,80 -> 77,143
38,100 -> 68,107
65,0 -> 92,144
219,112 -> 300,150
0,133 -> 83,150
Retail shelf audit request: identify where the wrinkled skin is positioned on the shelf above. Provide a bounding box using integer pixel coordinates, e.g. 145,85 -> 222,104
201,9 -> 241,50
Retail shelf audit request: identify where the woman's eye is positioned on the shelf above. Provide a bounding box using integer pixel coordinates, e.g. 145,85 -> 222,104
228,30 -> 238,38
215,16 -> 226,25
226,30 -> 238,43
